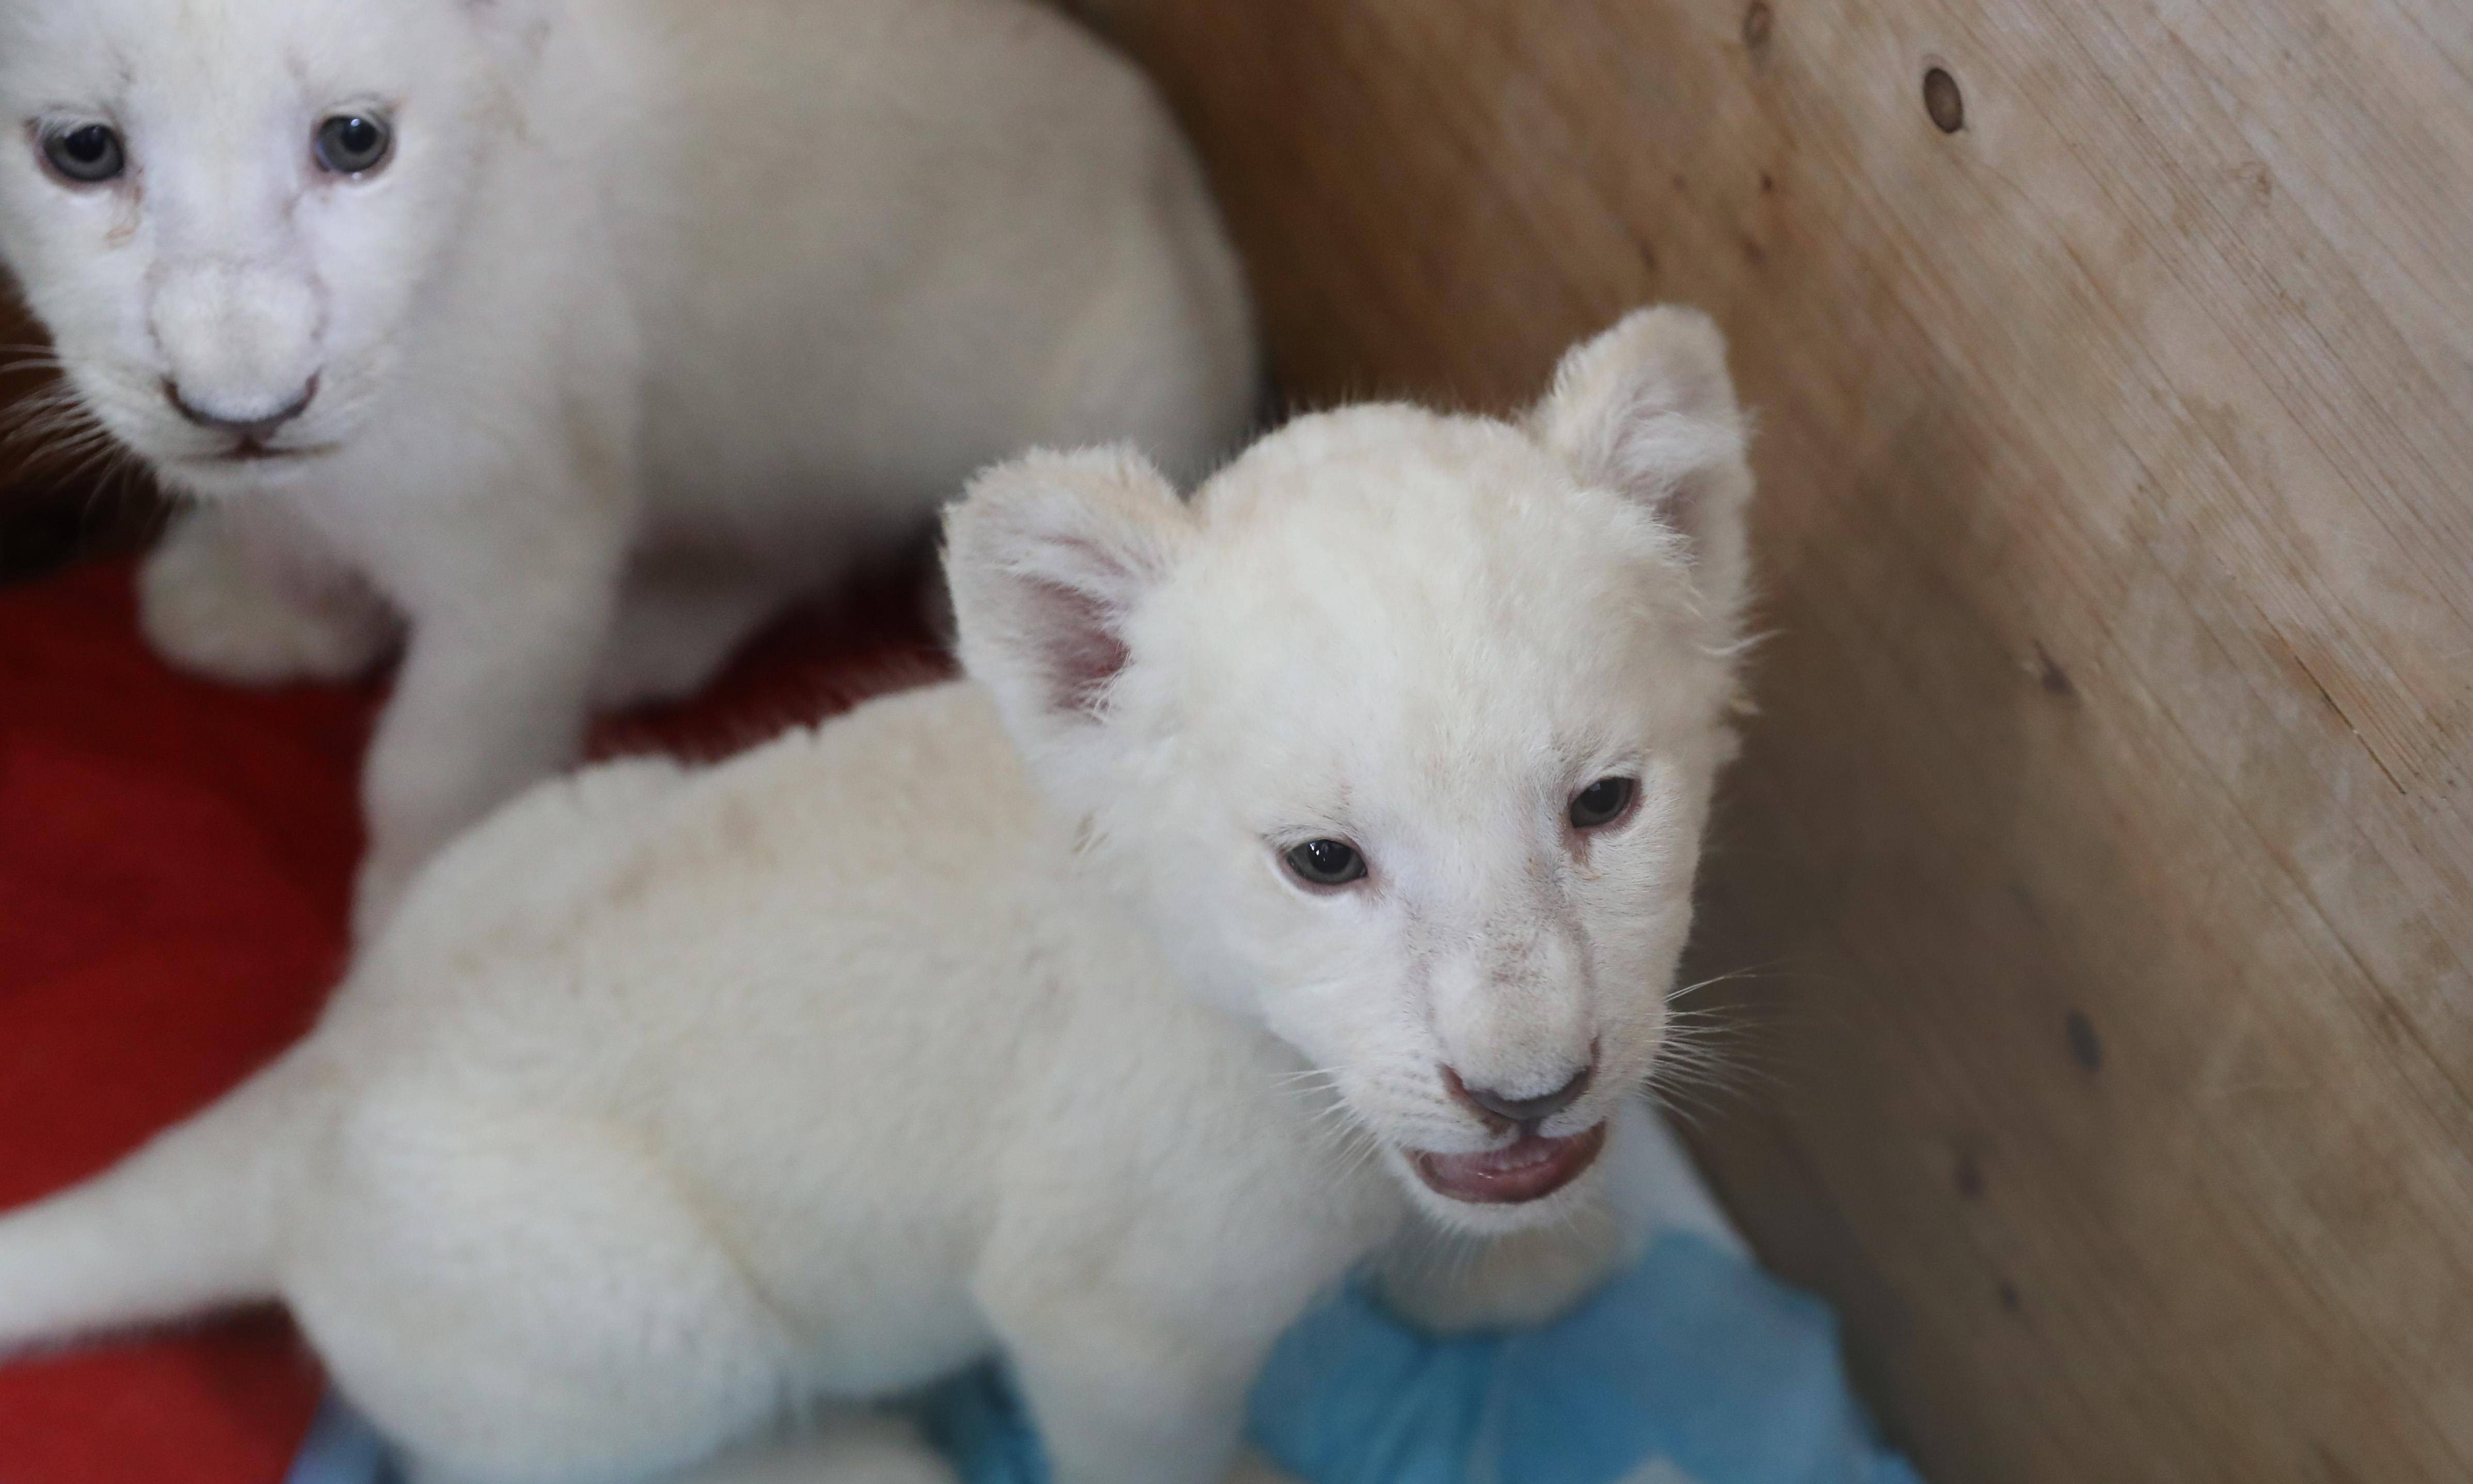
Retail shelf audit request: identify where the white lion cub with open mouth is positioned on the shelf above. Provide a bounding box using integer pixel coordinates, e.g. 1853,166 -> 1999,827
0,0 -> 1254,934
0,306 -> 1752,1484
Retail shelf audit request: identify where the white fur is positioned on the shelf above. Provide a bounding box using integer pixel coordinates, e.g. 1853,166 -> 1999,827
0,0 -> 1255,935
0,308 -> 1752,1484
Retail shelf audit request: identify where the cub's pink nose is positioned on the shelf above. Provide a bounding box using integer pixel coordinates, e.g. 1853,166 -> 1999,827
1443,1060 -> 1594,1127
167,374 -> 317,441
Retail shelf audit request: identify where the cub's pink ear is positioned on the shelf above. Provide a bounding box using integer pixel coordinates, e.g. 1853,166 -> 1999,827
1531,305 -> 1755,625
944,446 -> 1190,749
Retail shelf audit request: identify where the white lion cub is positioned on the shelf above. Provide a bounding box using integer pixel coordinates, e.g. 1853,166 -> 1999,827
0,0 -> 1254,934
0,306 -> 1753,1484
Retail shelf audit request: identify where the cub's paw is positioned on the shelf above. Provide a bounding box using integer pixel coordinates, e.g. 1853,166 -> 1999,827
350,847 -> 421,948
138,510 -> 396,685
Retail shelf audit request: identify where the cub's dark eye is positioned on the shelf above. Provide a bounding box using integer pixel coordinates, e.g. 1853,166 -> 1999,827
40,124 -> 124,185
1283,838 -> 1367,888
314,114 -> 392,175
1569,776 -> 1637,831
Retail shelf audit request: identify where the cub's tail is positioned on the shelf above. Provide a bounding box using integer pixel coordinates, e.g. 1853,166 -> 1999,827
0,1046 -> 318,1353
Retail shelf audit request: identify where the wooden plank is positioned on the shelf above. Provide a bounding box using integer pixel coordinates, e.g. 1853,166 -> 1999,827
1062,1 -> 2473,1477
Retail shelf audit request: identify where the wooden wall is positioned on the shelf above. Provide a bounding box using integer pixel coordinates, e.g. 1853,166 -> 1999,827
2,3 -> 2465,1475
1060,1 -> 2473,1479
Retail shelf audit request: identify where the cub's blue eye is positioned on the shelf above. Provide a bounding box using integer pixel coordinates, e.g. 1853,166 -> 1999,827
1569,776 -> 1637,830
314,114 -> 391,175
41,124 -> 124,185
1283,838 -> 1366,887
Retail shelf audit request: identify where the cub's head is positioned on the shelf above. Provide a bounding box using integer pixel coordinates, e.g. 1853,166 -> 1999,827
0,0 -> 536,493
949,306 -> 1755,1235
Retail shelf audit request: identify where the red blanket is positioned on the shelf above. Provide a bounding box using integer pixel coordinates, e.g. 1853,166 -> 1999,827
0,557 -> 944,1482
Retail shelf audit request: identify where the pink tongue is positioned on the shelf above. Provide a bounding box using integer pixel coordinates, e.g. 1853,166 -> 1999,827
1410,1121 -> 1608,1204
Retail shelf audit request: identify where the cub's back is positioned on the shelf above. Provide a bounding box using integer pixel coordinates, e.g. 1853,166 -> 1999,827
332,680 -> 1057,1112
603,0 -> 1251,541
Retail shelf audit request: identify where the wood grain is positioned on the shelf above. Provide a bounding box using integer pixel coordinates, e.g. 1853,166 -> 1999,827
1061,1 -> 2473,1478
2,4 -> 2465,1472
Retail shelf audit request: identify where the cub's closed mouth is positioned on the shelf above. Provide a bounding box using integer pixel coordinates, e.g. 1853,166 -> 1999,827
1410,1120 -> 1607,1204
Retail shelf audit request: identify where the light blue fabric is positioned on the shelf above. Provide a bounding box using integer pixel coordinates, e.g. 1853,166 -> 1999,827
282,1393 -> 401,1484
926,1233 -> 1920,1484
291,1232 -> 1920,1484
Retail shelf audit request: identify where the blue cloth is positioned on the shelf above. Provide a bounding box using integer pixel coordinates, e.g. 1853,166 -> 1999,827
927,1233 -> 1919,1484
292,1232 -> 1919,1484
282,1393 -> 401,1484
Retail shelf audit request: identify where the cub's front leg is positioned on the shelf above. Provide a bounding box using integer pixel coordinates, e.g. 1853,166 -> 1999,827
138,498 -> 398,686
984,1294 -> 1271,1484
976,1184 -> 1366,1484
352,472 -> 632,940
969,1123 -> 1395,1484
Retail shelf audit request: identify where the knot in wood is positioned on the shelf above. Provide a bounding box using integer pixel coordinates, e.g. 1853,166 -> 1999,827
1924,65 -> 1965,133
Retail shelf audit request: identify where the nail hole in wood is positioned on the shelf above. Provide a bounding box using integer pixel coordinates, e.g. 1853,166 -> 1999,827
2033,641 -> 2076,697
1924,66 -> 1965,133
1742,2 -> 1774,50
2065,1009 -> 2103,1072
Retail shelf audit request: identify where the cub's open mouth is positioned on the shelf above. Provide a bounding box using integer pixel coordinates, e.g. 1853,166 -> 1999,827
218,441 -> 330,462
1409,1120 -> 1607,1204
